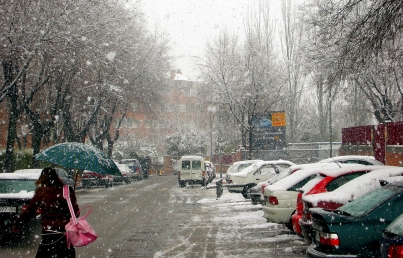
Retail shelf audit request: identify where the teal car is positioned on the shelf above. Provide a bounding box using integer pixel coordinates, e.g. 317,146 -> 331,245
307,180 -> 403,258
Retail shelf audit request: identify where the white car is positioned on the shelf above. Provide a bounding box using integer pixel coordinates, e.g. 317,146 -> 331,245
116,164 -> 135,184
261,163 -> 361,229
226,160 -> 263,183
227,160 -> 295,198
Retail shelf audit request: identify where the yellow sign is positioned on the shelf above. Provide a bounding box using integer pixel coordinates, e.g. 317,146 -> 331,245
272,112 -> 286,127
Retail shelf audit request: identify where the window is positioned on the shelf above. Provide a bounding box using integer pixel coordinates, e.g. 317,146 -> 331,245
276,164 -> 292,173
257,164 -> 276,175
289,175 -> 317,191
0,179 -> 37,193
337,186 -> 398,217
326,172 -> 367,192
192,160 -> 201,170
182,161 -> 191,170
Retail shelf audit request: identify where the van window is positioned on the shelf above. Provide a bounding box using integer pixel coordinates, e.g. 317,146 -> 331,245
192,160 -> 201,170
182,161 -> 191,170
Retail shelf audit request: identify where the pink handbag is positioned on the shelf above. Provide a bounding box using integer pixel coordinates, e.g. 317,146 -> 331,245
63,185 -> 97,248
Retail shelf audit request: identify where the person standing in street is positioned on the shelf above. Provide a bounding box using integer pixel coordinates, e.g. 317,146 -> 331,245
13,167 -> 80,258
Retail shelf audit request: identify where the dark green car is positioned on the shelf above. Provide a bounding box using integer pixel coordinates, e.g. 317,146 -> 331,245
307,182 -> 403,258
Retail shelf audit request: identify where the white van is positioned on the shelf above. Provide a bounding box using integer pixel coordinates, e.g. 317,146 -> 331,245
178,156 -> 207,187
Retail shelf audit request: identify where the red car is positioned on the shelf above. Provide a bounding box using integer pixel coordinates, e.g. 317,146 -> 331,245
294,165 -> 388,243
81,170 -> 114,188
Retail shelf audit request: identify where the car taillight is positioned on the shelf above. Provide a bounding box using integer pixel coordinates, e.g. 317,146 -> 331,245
22,204 -> 29,212
178,171 -> 180,179
135,167 -> 140,172
389,245 -> 403,258
202,171 -> 206,177
316,231 -> 339,247
303,201 -> 312,220
296,192 -> 303,215
268,196 -> 279,205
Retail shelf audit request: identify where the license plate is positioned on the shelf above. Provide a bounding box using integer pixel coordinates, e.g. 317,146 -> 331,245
0,206 -> 16,213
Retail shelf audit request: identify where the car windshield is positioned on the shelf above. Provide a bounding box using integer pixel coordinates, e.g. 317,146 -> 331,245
0,179 -> 37,193
385,212 -> 403,235
336,186 -> 398,217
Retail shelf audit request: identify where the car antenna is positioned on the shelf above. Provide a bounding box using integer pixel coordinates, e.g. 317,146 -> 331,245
331,157 -> 342,168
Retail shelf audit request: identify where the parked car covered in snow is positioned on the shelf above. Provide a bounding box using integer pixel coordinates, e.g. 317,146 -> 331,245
308,177 -> 403,258
298,165 -> 389,243
116,164 -> 136,183
248,162 -> 343,205
227,160 -> 295,198
302,166 -> 403,214
0,171 -> 40,240
120,159 -> 144,180
226,160 -> 263,183
380,187 -> 403,258
260,165 -> 358,229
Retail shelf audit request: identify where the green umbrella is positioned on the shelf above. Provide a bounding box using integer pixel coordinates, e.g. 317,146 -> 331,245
35,142 -> 121,176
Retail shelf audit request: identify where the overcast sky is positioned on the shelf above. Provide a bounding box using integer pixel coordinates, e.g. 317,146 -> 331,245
140,0 -> 282,80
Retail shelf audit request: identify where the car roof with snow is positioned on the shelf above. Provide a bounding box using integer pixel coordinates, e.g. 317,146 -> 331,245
318,155 -> 383,165
266,162 -> 352,186
231,160 -> 263,166
232,160 -> 295,178
226,160 -> 263,174
266,167 -> 328,192
13,168 -> 42,175
316,164 -> 384,178
0,171 -> 41,180
265,163 -> 365,192
302,166 -> 403,205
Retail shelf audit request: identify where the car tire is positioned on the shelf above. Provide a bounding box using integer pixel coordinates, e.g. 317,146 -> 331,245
285,211 -> 295,232
242,185 -> 253,199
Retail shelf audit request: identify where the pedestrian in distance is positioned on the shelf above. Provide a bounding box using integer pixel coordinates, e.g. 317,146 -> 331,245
13,167 -> 80,258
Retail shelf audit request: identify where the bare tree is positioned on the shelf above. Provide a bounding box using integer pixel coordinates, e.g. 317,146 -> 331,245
200,1 -> 284,158
279,0 -> 306,143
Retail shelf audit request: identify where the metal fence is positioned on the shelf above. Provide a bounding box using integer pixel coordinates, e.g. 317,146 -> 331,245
241,142 -> 341,164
